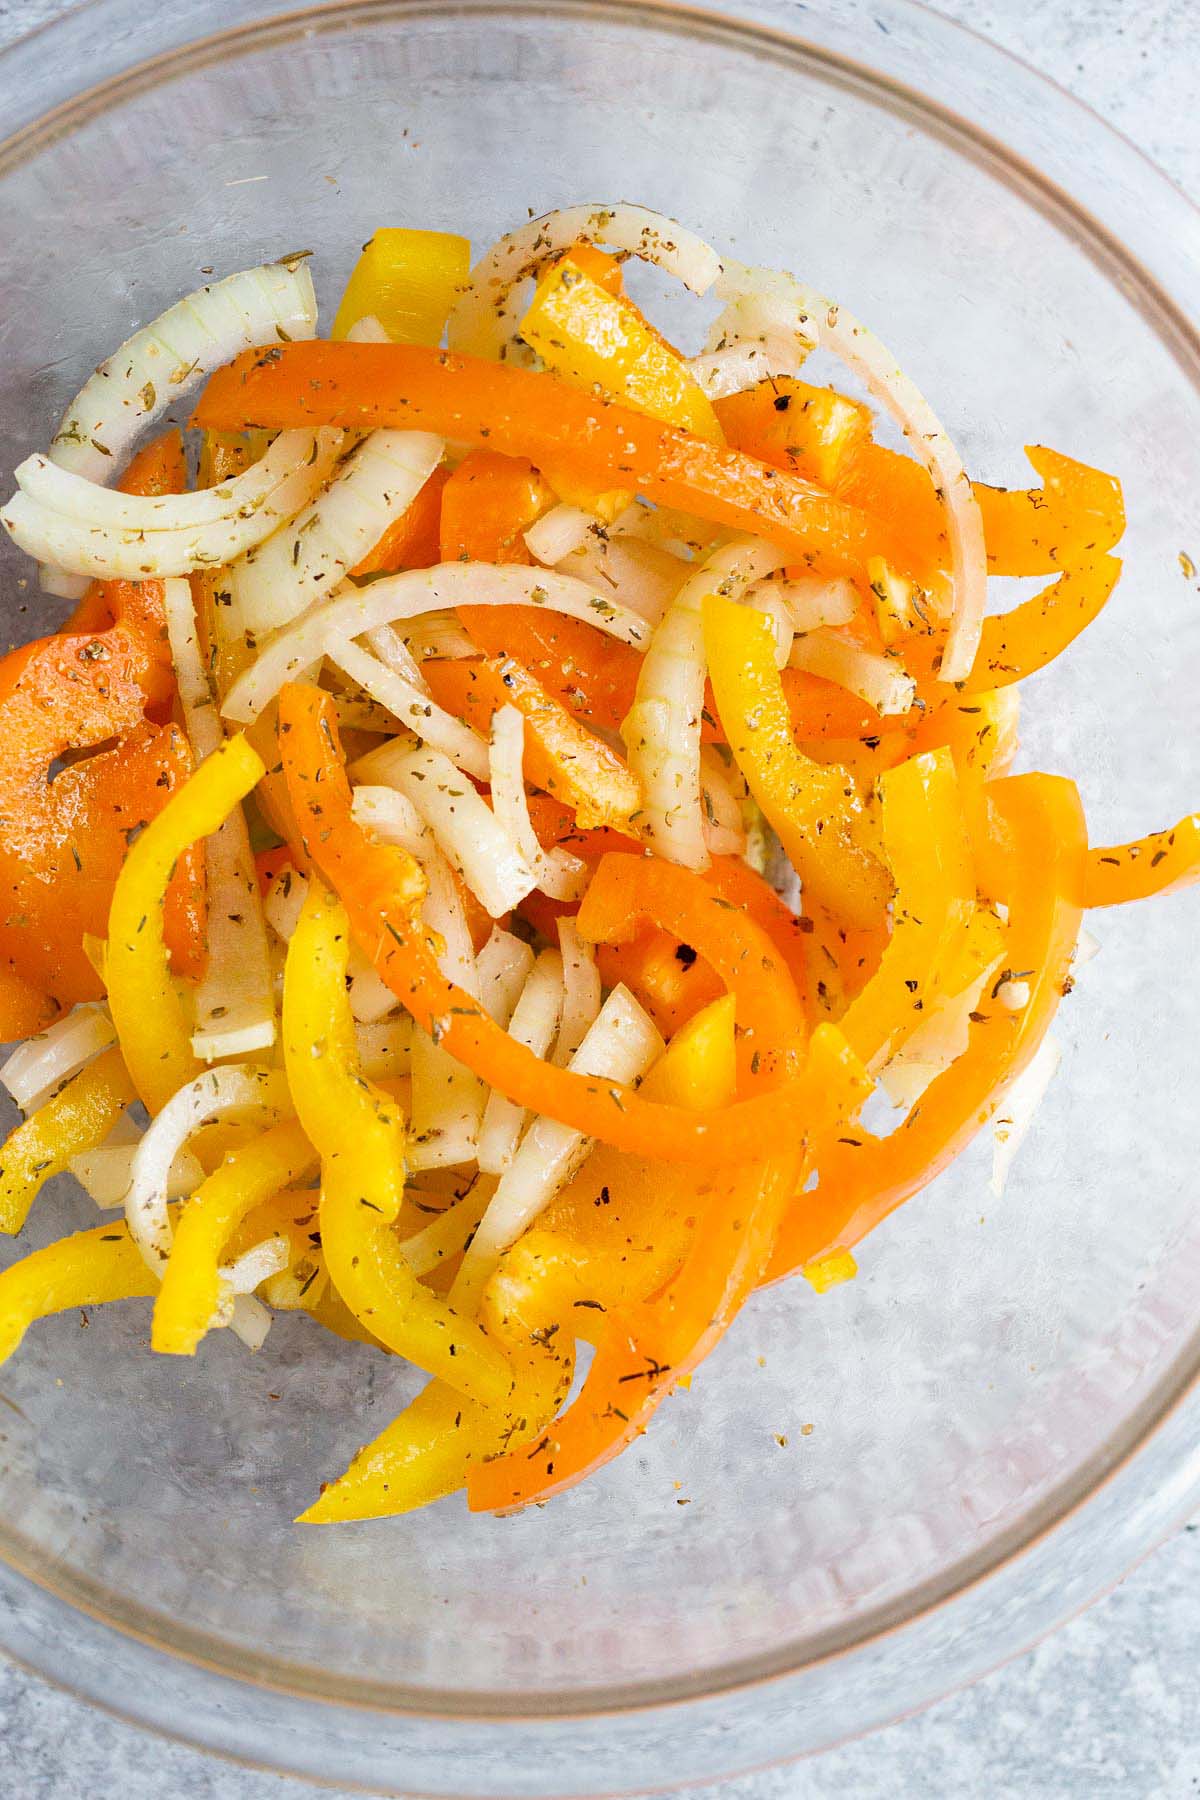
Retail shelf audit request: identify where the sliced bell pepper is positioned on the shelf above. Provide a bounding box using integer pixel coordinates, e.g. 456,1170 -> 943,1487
421,654 -> 641,830
974,446 -> 1125,577
714,377 -> 870,489
281,878 -> 510,1406
151,1117 -> 317,1355
960,555 -> 1121,693
801,901 -> 891,1024
0,1047 -> 135,1234
835,443 -> 949,583
595,927 -> 725,1036
349,465 -> 449,579
703,594 -> 892,929
331,227 -> 471,344
1085,812 -> 1200,907
0,1212 -> 157,1369
438,449 -> 554,564
457,606 -> 641,736
279,681 -> 829,1163
107,734 -> 264,1115
765,770 -> 1085,1280
196,342 -> 877,576
0,968 -> 59,1042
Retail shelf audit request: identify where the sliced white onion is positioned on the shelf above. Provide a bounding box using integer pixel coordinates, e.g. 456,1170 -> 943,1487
476,949 -> 565,1176
687,341 -> 804,400
453,985 -> 664,1302
880,936 -> 1004,1111
475,927 -> 535,1027
229,431 -> 445,635
345,941 -> 401,1025
345,775 -> 429,856
611,501 -> 717,561
398,1176 -> 495,1279
227,1294 -> 274,1352
4,429 -> 345,581
525,503 -> 600,566
754,575 -> 859,636
556,531 -> 690,631
124,1065 -> 287,1275
699,745 -> 748,857
263,867 -> 308,944
991,1035 -> 1062,1199
448,203 -> 722,362
70,1141 -> 204,1212
1074,928 -> 1101,969
398,611 -> 478,663
222,562 -> 651,727
623,535 -> 786,870
788,628 -> 916,718
1,1003 -> 115,1113
355,1014 -> 415,1079
488,706 -> 589,903
554,917 -> 602,1068
325,636 -> 490,779
163,579 -> 276,1060
345,313 -> 391,344
355,743 -> 534,918
712,260 -> 988,681
744,587 -> 794,669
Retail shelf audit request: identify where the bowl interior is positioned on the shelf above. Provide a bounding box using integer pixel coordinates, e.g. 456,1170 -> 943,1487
1,0 -> 1199,1727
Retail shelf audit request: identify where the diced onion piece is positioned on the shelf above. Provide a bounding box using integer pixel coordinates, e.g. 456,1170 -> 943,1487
355,1015 -> 415,1079
163,579 -> 276,1060
879,925 -> 1005,1110
476,949 -> 565,1176
554,917 -> 602,1067
556,532 -> 690,630
488,706 -> 589,903
448,203 -> 722,362
222,562 -> 650,727
345,313 -> 391,344
263,868 -> 309,944
991,1034 -> 1062,1199
454,985 -> 664,1300
70,1141 -> 204,1211
398,1176 -> 495,1278
324,636 -> 490,779
399,611 -> 478,663
224,563 -> 648,729
475,927 -> 535,1027
525,503 -> 600,565
345,941 -> 400,1024
356,742 -> 535,918
1,1003 -> 115,1113
752,575 -> 858,635
124,1065 -> 287,1275
623,536 -> 785,869
744,588 -> 793,669
230,431 -> 445,634
1074,928 -> 1101,969
3,429 -> 345,580
687,341 -> 804,399
789,628 -> 916,717
712,260 -> 987,681
227,1294 -> 273,1352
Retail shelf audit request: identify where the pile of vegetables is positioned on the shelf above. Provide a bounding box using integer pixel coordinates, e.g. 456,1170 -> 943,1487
0,207 -> 1189,1521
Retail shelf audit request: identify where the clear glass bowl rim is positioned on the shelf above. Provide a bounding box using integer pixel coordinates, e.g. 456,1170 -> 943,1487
1,0 -> 1200,1789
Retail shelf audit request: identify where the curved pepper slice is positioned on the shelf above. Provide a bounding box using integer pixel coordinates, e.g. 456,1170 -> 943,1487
279,682 -> 826,1164
714,377 -> 869,488
439,449 -> 553,563
703,593 -> 892,929
281,879 -> 510,1407
349,465 -> 449,579
195,342 -> 877,576
974,446 -> 1125,577
1085,812 -> 1200,907
331,227 -> 471,344
0,1212 -> 157,1369
764,771 -> 1085,1281
960,555 -> 1121,693
0,1047 -> 135,1234
107,733 -> 264,1114
457,606 -> 641,736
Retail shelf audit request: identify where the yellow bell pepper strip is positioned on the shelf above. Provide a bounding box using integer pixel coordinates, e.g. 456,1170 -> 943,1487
278,682 -> 827,1164
1085,812 -> 1200,907
959,555 -> 1121,693
299,993 -> 736,1522
421,654 -> 642,830
0,1214 -> 158,1369
520,257 -> 723,442
107,734 -> 265,1116
974,446 -> 1125,577
195,342 -> 877,578
838,749 -> 975,1070
281,879 -> 511,1406
703,593 -> 892,930
714,377 -> 870,488
151,1117 -> 318,1355
0,1047 -> 135,1234
468,1022 -> 870,1512
331,227 -> 471,344
438,448 -> 554,564
764,771 -> 1085,1282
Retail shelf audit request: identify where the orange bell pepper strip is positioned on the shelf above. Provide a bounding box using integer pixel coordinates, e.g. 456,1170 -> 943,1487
421,654 -> 641,830
1085,812 -> 1200,907
714,378 -> 870,489
974,446 -> 1125,576
457,605 -> 641,736
703,594 -> 892,929
349,465 -> 449,579
278,681 -> 824,1162
705,854 -> 811,996
764,770 -> 1085,1281
439,448 -> 554,564
780,667 -> 894,743
195,342 -> 876,576
960,555 -> 1121,693
0,1047 -> 135,1234
468,1023 -> 869,1512
0,968 -> 58,1042
595,927 -> 725,1037
835,443 -> 949,583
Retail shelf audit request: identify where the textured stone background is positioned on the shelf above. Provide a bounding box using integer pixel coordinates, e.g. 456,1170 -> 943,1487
0,1 -> 1197,1794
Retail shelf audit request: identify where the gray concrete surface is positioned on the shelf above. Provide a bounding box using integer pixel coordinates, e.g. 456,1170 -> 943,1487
0,0 -> 1196,1794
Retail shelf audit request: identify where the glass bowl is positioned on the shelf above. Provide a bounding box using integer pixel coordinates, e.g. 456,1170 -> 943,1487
1,1 -> 1199,1793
